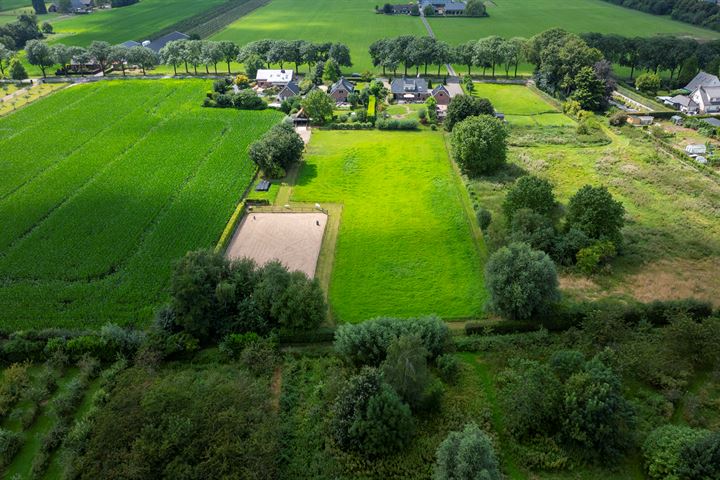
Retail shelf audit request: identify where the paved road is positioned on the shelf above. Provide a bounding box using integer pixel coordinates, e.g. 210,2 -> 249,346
419,11 -> 455,76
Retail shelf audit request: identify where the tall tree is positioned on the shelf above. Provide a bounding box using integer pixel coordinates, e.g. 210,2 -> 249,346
329,42 -> 352,67
159,40 -> 184,75
88,41 -> 111,75
217,40 -> 239,74
108,45 -> 129,76
25,39 -> 54,77
0,44 -> 12,76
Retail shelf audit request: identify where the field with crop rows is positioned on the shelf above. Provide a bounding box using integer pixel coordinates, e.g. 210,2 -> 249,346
0,80 -> 281,329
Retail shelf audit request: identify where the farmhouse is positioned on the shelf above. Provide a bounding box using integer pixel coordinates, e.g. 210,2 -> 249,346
390,3 -> 415,14
684,71 -> 720,92
391,77 -> 430,102
118,32 -> 190,54
668,71 -> 720,115
329,77 -> 354,103
49,0 -> 92,13
256,69 -> 294,88
419,0 -> 466,15
690,85 -> 720,114
432,84 -> 451,105
278,81 -> 300,101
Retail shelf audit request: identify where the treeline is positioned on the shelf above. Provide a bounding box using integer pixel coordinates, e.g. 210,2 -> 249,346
582,32 -> 720,83
600,0 -> 720,32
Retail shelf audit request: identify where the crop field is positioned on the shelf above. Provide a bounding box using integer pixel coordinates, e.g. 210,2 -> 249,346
0,80 -> 281,329
291,130 -> 486,323
470,82 -> 574,127
465,85 -> 720,306
429,0 -> 719,48
211,0 -> 428,72
46,0 -> 228,46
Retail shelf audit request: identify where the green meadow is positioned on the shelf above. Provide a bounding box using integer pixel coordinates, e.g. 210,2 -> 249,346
291,130 -> 486,323
0,80 -> 280,329
429,0 -> 720,47
211,0 -> 428,72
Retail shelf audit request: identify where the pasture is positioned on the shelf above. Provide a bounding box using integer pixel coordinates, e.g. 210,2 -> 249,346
470,82 -> 574,127
290,130 -> 486,323
0,79 -> 281,329
211,0 -> 428,72
429,0 -> 719,48
46,0 -> 228,46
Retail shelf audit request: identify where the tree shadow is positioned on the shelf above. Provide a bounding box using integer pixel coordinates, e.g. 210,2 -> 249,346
477,163 -> 528,185
295,163 -> 318,186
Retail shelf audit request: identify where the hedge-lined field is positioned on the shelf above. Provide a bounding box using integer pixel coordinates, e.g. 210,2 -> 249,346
0,80 -> 281,328
291,130 -> 486,322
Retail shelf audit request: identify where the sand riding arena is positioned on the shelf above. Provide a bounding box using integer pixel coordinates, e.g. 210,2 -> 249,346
225,212 -> 328,278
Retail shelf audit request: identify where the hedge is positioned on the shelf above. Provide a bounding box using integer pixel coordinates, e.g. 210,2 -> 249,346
326,122 -> 374,130
214,200 -> 246,253
367,95 -> 377,123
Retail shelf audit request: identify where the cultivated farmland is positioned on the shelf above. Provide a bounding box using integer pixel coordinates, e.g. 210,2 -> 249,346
291,130 -> 486,323
0,80 -> 281,329
211,0 -> 428,72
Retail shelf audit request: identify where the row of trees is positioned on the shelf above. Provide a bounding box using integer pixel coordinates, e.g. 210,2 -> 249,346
581,32 -> 720,83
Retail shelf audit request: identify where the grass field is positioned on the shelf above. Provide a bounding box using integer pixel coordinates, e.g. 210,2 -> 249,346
469,82 -> 575,127
291,130 -> 486,323
44,0 -> 228,46
429,0 -> 719,47
0,79 -> 281,329
211,0 -> 428,72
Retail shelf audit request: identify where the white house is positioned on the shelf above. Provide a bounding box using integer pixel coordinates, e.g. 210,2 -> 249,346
690,85 -> 720,114
255,69 -> 294,88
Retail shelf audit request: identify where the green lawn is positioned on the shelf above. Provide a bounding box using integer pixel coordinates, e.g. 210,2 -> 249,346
45,0 -> 228,46
211,0 -> 428,73
429,0 -> 719,48
469,82 -> 574,127
291,130 -> 486,323
0,79 -> 281,329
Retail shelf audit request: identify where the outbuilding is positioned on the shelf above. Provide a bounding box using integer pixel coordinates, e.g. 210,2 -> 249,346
627,115 -> 653,126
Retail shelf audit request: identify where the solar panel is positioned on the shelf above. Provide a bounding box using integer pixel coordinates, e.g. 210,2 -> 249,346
255,180 -> 271,192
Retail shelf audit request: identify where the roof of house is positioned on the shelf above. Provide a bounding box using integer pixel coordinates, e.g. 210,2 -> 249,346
444,2 -> 466,10
702,117 -> 720,127
694,85 -> 720,105
669,94 -> 698,108
432,84 -> 449,95
256,69 -> 294,83
629,115 -> 653,122
53,0 -> 92,8
330,77 -> 354,94
686,143 -> 707,151
145,32 -> 190,53
279,81 -> 301,95
119,40 -> 141,48
685,71 -> 720,92
391,77 -> 429,95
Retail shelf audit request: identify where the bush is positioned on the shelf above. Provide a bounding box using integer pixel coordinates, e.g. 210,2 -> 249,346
376,118 -> 419,130
436,354 -> 460,385
353,383 -> 414,456
476,207 -> 492,231
485,242 -> 560,320
509,208 -> 557,254
434,423 -> 501,480
503,175 -> 557,220
334,316 -> 450,367
635,72 -> 661,95
0,428 -> 23,468
381,334 -> 430,410
445,94 -> 494,131
450,115 -> 508,176
643,425 -> 709,480
609,111 -> 628,126
678,430 -> 720,480
0,363 -> 31,419
576,240 -> 616,274
219,332 -> 261,359
566,185 -> 625,247
233,88 -> 266,110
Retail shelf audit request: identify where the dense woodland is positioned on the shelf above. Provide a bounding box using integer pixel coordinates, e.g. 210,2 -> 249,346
601,0 -> 720,32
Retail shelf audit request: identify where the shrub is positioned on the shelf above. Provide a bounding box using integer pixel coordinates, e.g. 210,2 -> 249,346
381,335 -> 430,410
552,228 -> 592,266
485,243 -> 560,320
331,368 -> 382,451
476,207 -> 492,231
450,115 -> 508,176
376,118 -> 419,130
233,88 -> 266,110
643,425 -> 709,480
445,94 -> 494,131
0,363 -> 31,419
635,72 -> 661,95
566,185 -> 625,247
576,240 -> 616,274
436,354 -> 460,384
334,316 -> 450,367
239,338 -> 278,377
434,423 -> 501,480
677,431 -> 720,480
0,428 -> 23,468
509,208 -> 557,254
609,111 -> 628,126
503,175 -> 556,220
219,332 -> 261,359
353,383 -> 414,456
